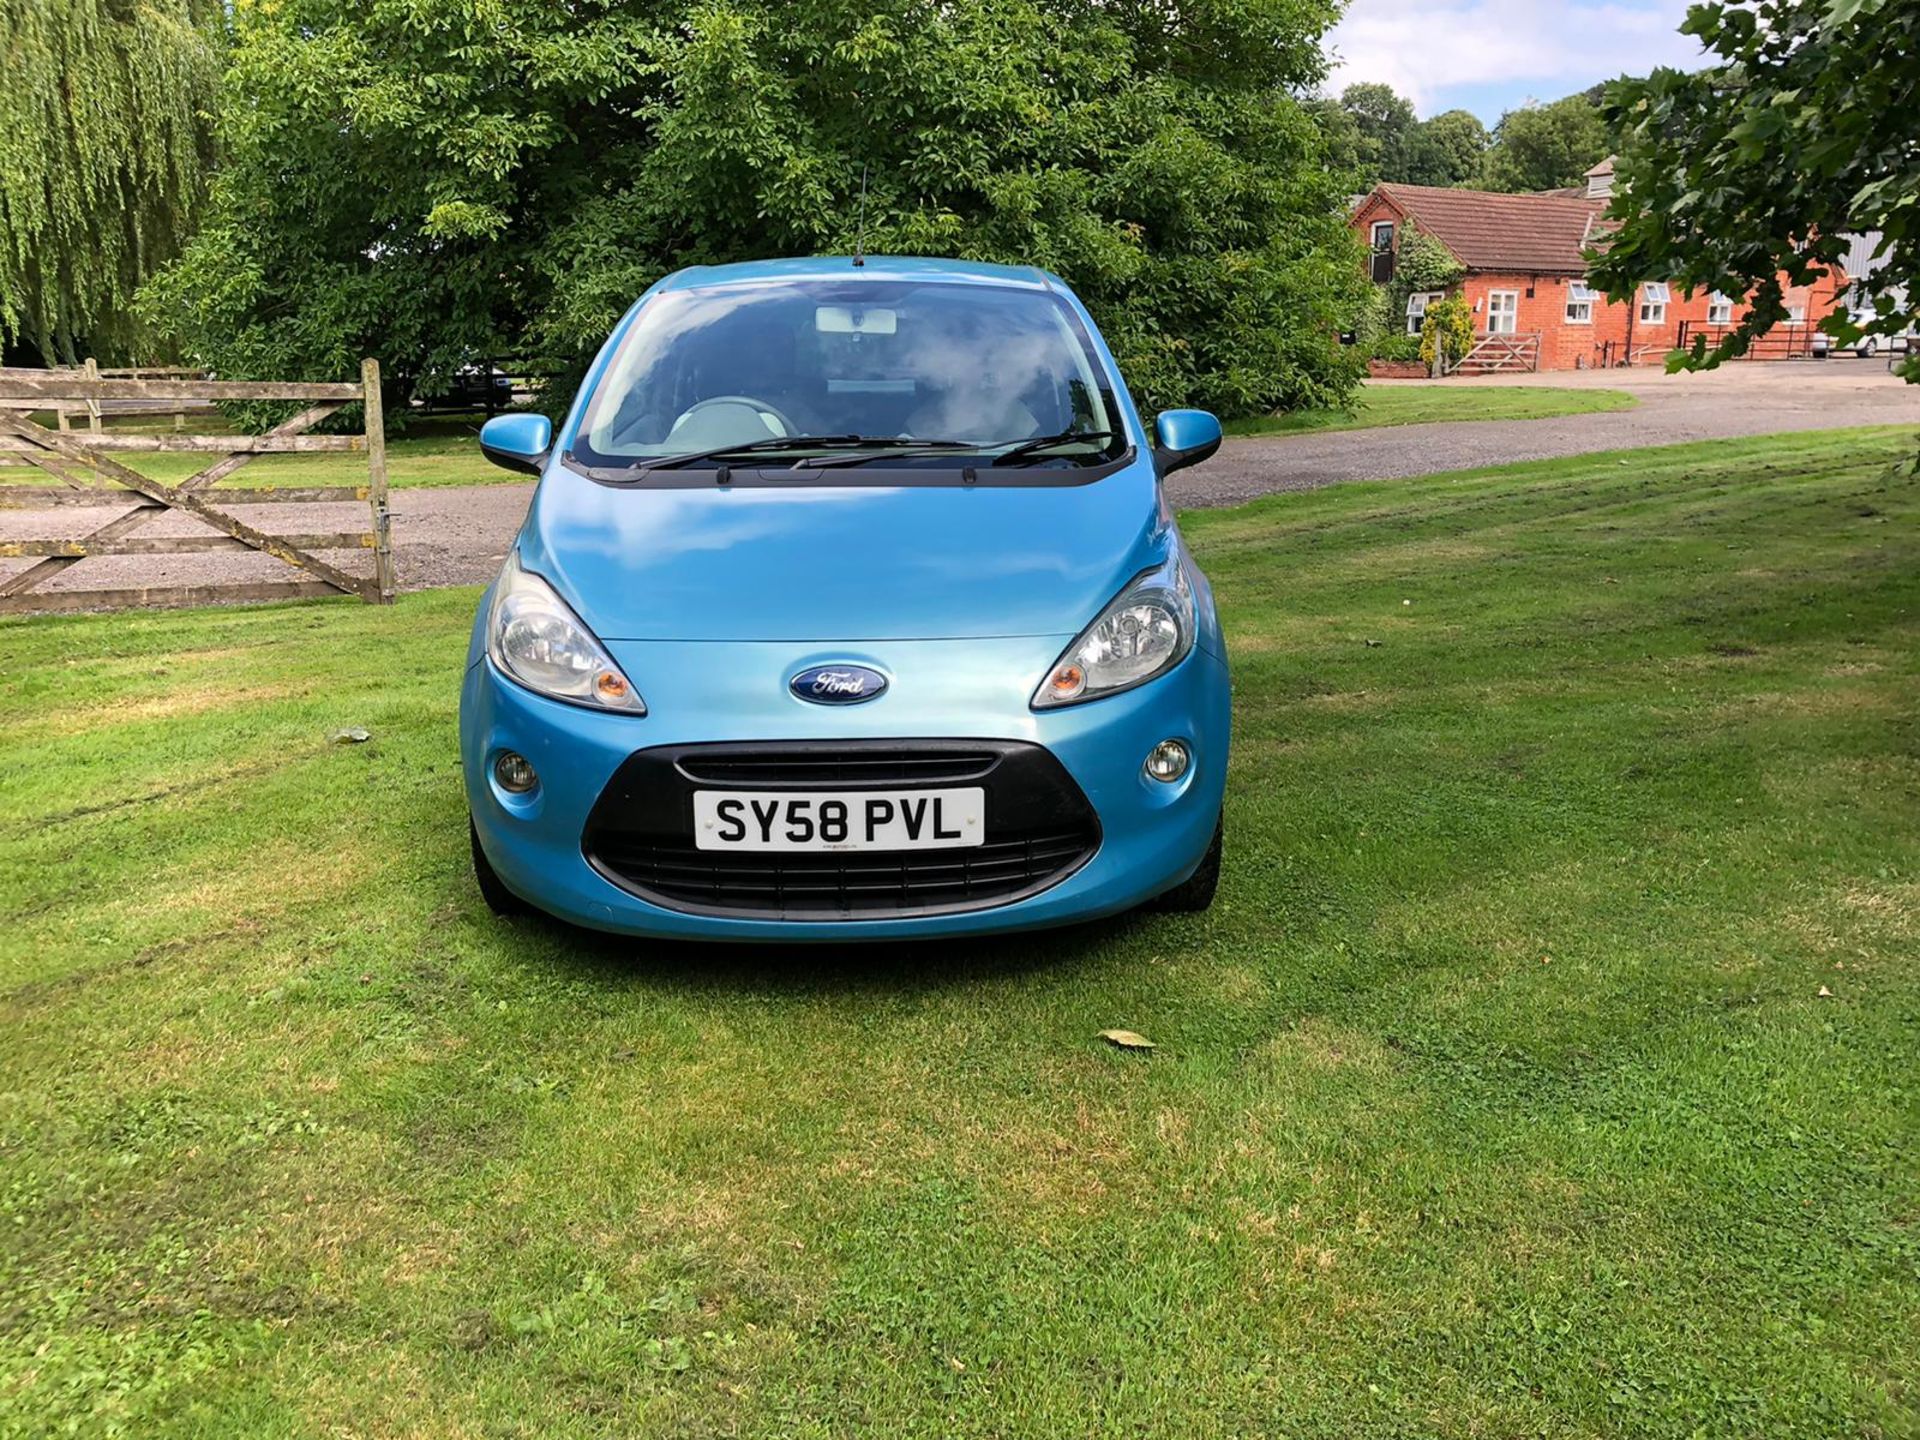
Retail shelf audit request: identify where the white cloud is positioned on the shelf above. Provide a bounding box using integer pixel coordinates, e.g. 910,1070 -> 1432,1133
1326,0 -> 1705,115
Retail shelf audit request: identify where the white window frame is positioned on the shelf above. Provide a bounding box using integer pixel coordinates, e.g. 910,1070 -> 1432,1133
1371,220 -> 1395,252
1786,303 -> 1806,324
1406,291 -> 1443,335
1707,292 -> 1734,326
1486,290 -> 1520,336
1639,282 -> 1670,326
1565,282 -> 1596,325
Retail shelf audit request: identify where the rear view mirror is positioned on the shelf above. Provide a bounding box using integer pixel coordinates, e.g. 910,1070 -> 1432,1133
815,305 -> 897,335
1152,409 -> 1223,476
479,413 -> 553,477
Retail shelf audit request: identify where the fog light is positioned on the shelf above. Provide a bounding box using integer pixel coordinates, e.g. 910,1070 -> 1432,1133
494,750 -> 538,794
1145,738 -> 1190,783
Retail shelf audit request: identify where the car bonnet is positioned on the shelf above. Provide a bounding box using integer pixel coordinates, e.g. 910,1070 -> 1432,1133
517,460 -> 1168,643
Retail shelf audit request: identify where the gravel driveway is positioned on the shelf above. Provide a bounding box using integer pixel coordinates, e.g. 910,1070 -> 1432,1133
4,360 -> 1915,605
1172,359 -> 1920,506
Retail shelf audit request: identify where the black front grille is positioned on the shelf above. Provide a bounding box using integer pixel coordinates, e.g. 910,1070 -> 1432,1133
674,746 -> 999,787
583,741 -> 1100,920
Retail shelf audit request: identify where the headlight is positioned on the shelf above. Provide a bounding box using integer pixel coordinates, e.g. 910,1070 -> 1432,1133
487,553 -> 645,713
1033,549 -> 1196,708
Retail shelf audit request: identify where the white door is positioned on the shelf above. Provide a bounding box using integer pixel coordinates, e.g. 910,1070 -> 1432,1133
1486,291 -> 1519,335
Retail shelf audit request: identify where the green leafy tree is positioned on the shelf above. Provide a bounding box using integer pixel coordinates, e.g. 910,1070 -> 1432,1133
1481,94 -> 1610,193
1332,82 -> 1419,188
1309,94 -> 1369,187
145,0 -> 1370,419
1593,0 -> 1919,379
1403,110 -> 1488,188
0,0 -> 221,363
1316,85 -> 1486,190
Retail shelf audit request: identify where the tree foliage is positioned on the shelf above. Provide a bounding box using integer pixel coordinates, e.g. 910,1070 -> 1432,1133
0,0 -> 221,363
146,0 -> 1371,419
1314,85 -> 1486,190
1403,110 -> 1488,188
1480,94 -> 1610,193
1329,82 -> 1418,185
1318,80 -> 1609,195
1593,0 -> 1920,379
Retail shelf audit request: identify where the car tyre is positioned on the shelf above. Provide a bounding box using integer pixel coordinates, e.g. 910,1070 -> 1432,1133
1152,813 -> 1223,913
470,818 -> 529,916
1857,338 -> 1879,358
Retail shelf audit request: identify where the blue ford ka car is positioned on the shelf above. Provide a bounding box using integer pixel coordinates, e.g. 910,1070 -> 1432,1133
461,256 -> 1230,940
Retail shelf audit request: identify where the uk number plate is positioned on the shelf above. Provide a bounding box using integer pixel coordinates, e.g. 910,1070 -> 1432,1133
692,788 -> 986,853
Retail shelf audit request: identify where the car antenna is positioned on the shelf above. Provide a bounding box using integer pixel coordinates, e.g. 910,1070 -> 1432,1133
853,163 -> 868,268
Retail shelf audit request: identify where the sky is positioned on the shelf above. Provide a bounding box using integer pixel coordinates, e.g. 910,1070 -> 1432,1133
1325,0 -> 1708,123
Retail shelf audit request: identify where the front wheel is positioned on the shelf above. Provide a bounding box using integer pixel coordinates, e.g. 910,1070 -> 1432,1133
1151,813 -> 1223,913
470,818 -> 529,916
1858,338 -> 1880,358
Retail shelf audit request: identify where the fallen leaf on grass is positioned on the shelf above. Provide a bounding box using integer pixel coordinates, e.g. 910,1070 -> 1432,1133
1817,986 -> 1834,998
328,726 -> 372,744
1099,1029 -> 1155,1051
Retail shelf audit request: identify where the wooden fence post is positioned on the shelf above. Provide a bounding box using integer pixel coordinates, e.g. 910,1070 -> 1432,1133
363,358 -> 395,602
83,358 -> 102,433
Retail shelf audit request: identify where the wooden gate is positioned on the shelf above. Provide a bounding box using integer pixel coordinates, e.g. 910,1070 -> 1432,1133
0,361 -> 393,615
1454,332 -> 1542,375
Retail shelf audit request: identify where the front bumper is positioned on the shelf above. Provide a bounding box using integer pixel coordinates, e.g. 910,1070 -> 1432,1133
460,634 -> 1230,941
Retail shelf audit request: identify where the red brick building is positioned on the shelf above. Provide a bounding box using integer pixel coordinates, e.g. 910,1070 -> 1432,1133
1351,164 -> 1846,372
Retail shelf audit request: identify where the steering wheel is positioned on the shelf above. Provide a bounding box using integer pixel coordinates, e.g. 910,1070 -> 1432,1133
669,395 -> 801,445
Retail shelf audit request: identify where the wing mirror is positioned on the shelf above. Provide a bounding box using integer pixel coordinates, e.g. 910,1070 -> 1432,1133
1153,409 -> 1223,476
479,413 -> 553,477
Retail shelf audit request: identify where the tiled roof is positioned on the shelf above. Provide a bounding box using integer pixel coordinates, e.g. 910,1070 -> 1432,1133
1376,183 -> 1607,275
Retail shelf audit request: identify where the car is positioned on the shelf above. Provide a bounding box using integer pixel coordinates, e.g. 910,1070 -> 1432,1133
1814,306 -> 1915,359
446,364 -> 515,411
460,256 -> 1231,941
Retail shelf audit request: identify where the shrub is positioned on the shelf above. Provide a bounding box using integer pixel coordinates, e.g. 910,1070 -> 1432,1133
1420,295 -> 1474,372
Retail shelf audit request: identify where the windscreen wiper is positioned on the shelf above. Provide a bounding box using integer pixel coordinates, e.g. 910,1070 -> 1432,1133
793,439 -> 984,469
989,429 -> 1118,466
634,435 -> 868,471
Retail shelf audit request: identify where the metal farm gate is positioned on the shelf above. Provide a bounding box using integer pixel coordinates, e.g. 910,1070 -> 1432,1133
0,361 -> 394,615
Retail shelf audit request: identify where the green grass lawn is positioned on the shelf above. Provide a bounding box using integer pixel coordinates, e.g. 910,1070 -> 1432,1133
2,429 -> 1916,1437
1224,382 -> 1639,437
5,414 -> 508,490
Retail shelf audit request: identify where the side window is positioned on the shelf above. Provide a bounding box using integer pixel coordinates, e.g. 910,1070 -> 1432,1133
1566,282 -> 1595,324
1707,293 -> 1734,326
1406,291 -> 1440,335
1371,220 -> 1395,251
1639,282 -> 1671,325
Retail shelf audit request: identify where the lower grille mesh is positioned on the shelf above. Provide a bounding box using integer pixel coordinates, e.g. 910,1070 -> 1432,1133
593,830 -> 1092,915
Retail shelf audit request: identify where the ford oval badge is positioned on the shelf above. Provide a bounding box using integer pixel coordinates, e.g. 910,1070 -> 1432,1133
790,665 -> 888,705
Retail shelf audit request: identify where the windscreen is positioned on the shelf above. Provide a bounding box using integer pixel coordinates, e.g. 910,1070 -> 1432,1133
570,278 -> 1124,471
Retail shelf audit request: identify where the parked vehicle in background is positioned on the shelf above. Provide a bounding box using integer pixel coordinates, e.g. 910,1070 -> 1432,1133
460,256 -> 1232,941
448,365 -> 514,411
1812,309 -> 1915,359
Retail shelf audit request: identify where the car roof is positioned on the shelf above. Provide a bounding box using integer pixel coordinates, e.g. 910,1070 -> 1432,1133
652,255 -> 1057,293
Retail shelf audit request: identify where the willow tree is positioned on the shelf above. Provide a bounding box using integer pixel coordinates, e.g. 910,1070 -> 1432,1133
0,0 -> 221,363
